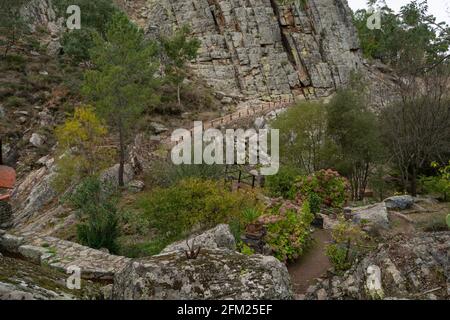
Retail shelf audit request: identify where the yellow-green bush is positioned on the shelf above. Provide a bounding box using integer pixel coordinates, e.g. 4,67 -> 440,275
137,178 -> 259,245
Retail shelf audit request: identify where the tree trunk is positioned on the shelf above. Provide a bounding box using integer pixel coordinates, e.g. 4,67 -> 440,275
0,138 -> 3,165
410,166 -> 417,197
118,123 -> 125,187
177,83 -> 181,107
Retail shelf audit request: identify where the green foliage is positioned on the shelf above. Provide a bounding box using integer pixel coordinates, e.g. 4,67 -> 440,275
145,160 -> 224,189
420,161 -> 450,201
241,208 -> 262,224
54,0 -> 118,62
0,0 -> 28,57
61,29 -> 95,63
118,239 -> 167,258
263,201 -> 314,262
446,214 -> 450,228
295,169 -> 348,211
353,0 -> 450,67
68,177 -> 120,253
325,218 -> 369,272
4,96 -> 27,108
83,13 -> 160,185
421,215 -> 450,232
271,101 -> 332,174
239,243 -> 255,256
137,178 -> 258,246
161,25 -> 201,106
327,79 -> 383,200
265,165 -> 301,199
53,106 -> 114,193
1,54 -> 26,72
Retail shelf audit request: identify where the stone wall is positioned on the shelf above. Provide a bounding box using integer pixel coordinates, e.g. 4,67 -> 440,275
143,0 -> 363,101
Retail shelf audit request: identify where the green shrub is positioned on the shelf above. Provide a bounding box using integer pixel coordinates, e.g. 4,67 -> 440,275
61,28 -> 95,63
325,218 -> 369,272
54,0 -> 119,62
325,244 -> 351,271
137,178 -> 258,245
295,169 -> 348,211
68,177 -> 120,253
263,200 -> 314,262
420,161 -> 450,201
2,54 -> 26,72
118,239 -> 167,258
4,96 -> 27,108
265,165 -> 301,199
421,215 -> 450,232
144,160 -> 224,189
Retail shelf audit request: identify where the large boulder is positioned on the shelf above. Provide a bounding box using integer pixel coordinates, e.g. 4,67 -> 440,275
384,195 -> 414,210
112,249 -> 293,300
350,202 -> 389,231
305,232 -> 450,300
161,224 -> 236,254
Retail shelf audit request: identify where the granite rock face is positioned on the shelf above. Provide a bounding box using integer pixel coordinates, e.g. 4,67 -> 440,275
113,249 -> 293,300
144,0 -> 363,100
305,232 -> 450,300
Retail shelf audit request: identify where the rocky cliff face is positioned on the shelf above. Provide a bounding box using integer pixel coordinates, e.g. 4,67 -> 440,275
143,0 -> 362,101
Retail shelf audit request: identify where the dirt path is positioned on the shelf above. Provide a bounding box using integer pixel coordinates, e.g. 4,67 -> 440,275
288,229 -> 332,295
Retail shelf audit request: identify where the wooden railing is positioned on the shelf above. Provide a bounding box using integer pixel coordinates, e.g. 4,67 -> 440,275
162,96 -> 295,146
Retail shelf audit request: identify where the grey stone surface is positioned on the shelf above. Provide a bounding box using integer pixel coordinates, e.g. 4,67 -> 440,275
113,249 -> 293,300
100,163 -> 134,187
127,180 -> 145,193
29,133 -> 45,147
0,232 -> 131,280
0,255 -> 100,300
350,202 -> 389,230
144,0 -> 363,100
384,195 -> 414,210
161,224 -> 236,254
305,232 -> 450,300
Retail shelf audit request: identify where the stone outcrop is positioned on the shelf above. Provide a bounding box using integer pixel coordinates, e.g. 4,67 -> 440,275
21,0 -> 65,55
161,224 -> 236,254
0,254 -> 101,300
305,232 -> 450,300
0,231 -> 131,280
350,202 -> 390,231
113,249 -> 293,300
144,0 -> 363,101
384,195 -> 415,210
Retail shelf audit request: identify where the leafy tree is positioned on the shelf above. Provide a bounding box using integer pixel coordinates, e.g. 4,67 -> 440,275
381,65 -> 450,196
54,0 -> 119,62
53,106 -> 114,192
327,77 -> 383,201
353,0 -> 450,69
0,0 -> 28,57
161,25 -> 200,107
68,177 -> 120,253
271,101 -> 335,174
82,13 -> 160,186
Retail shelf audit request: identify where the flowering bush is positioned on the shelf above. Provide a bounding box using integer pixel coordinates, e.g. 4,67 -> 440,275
295,169 -> 349,212
260,200 -> 314,262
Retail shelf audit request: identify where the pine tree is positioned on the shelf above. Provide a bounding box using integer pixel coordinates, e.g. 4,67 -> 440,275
82,13 -> 160,186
